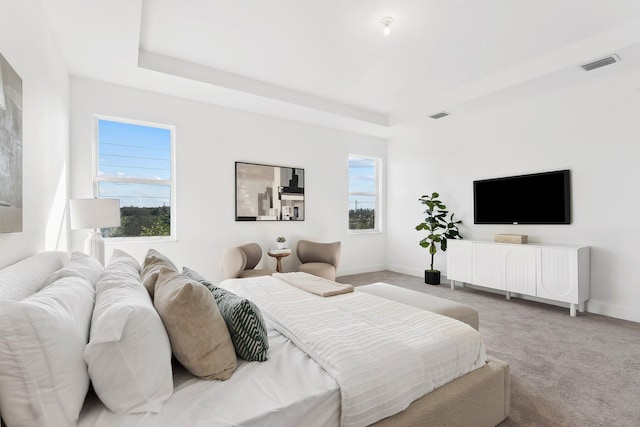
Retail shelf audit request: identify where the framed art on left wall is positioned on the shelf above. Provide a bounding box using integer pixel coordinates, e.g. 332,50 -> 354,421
0,53 -> 23,233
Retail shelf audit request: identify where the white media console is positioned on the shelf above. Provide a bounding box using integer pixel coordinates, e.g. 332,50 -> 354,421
447,239 -> 590,316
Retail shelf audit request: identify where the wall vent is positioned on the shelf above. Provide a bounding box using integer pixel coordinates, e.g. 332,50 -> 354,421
581,54 -> 620,72
429,111 -> 450,119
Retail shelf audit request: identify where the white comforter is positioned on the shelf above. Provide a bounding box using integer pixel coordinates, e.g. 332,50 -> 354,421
79,324 -> 341,427
220,276 -> 486,427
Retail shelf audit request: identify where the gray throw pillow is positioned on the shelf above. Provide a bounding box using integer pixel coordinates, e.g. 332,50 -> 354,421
183,267 -> 269,362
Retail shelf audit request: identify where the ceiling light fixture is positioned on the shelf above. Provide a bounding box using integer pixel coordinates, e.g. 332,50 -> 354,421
381,17 -> 393,36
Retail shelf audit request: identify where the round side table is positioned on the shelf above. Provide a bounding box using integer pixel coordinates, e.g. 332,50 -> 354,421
267,251 -> 290,273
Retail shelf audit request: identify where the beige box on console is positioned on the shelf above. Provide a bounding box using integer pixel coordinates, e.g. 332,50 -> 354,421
495,234 -> 528,244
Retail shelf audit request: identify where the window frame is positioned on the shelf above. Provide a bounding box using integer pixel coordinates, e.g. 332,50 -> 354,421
348,154 -> 381,234
93,114 -> 177,242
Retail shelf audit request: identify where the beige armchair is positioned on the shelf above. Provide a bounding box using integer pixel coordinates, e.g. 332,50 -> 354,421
222,243 -> 271,279
296,240 -> 341,281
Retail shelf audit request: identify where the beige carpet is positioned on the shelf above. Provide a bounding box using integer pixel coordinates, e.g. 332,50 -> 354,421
337,271 -> 640,426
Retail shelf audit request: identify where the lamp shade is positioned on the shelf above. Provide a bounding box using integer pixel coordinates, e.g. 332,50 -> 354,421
70,198 -> 121,230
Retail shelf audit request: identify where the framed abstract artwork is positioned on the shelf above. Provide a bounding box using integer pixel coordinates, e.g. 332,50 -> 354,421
235,162 -> 304,221
0,53 -> 23,233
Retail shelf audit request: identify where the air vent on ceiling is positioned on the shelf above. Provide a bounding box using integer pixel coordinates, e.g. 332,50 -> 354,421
581,54 -> 620,72
429,111 -> 450,119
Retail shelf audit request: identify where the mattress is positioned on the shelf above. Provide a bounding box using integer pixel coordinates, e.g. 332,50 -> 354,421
78,324 -> 341,427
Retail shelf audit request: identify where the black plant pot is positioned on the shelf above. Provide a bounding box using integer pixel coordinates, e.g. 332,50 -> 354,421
424,270 -> 441,285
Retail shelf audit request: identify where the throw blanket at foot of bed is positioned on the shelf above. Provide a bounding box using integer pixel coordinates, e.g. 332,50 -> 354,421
273,272 -> 354,296
220,275 -> 486,427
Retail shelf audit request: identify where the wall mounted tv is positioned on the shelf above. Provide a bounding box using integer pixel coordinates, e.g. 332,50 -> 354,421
473,170 -> 571,224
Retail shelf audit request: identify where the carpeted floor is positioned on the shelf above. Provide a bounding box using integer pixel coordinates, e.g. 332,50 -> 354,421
337,271 -> 640,426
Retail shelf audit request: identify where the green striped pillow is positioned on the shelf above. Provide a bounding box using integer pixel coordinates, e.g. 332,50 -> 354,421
183,267 -> 269,362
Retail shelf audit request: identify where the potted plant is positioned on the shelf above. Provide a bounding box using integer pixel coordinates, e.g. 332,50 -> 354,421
276,236 -> 286,249
415,192 -> 462,285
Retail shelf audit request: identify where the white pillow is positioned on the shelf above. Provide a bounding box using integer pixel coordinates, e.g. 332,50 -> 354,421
84,250 -> 173,414
109,248 -> 141,273
0,276 -> 94,427
43,251 -> 103,286
0,251 -> 68,301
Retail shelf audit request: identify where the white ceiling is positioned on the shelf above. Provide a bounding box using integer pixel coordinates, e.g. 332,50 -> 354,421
42,0 -> 640,137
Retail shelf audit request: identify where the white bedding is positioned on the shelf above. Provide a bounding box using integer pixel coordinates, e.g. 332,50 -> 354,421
220,275 -> 486,427
78,324 -> 340,427
79,276 -> 485,427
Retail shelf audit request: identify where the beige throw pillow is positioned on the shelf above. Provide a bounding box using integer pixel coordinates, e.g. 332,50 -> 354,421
154,268 -> 237,380
141,249 -> 178,297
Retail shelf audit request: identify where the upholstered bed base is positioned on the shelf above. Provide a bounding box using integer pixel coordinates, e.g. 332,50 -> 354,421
372,356 -> 510,426
357,282 -> 480,330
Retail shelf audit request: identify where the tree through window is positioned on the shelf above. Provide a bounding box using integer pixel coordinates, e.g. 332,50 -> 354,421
95,117 -> 175,239
348,155 -> 380,231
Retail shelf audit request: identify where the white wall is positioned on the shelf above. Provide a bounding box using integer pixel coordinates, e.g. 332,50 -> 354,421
70,78 -> 387,282
387,65 -> 640,322
0,0 -> 70,268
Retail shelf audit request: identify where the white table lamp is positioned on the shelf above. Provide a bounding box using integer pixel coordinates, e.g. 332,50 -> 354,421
70,198 -> 121,265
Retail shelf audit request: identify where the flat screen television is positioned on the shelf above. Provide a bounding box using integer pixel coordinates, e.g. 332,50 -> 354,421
473,170 -> 571,224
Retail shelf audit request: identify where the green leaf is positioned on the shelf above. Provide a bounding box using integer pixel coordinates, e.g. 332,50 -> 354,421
418,191 -> 461,250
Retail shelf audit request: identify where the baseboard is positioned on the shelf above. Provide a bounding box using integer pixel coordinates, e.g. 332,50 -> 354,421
456,286 -> 640,323
385,266 -> 640,324
386,265 -> 459,285
338,264 -> 387,276
385,264 -> 425,278
586,300 -> 640,323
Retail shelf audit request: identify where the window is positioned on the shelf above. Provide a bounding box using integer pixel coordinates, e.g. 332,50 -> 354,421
95,117 -> 175,239
348,155 -> 380,231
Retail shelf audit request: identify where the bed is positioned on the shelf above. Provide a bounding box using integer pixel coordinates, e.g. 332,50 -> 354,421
0,251 -> 509,427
